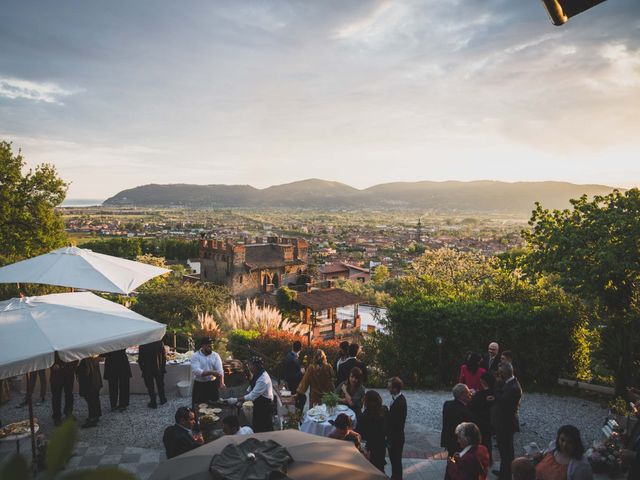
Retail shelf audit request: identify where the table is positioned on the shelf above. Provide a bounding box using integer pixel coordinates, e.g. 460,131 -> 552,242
299,405 -> 356,437
0,424 -> 39,455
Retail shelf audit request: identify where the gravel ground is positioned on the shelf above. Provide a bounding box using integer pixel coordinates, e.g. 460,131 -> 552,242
376,389 -> 609,452
1,387 -> 608,454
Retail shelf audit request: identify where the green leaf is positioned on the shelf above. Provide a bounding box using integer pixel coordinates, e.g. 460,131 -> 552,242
60,467 -> 138,480
46,418 -> 78,477
0,453 -> 32,480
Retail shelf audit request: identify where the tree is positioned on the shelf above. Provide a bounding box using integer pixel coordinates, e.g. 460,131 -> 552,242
371,264 -> 390,284
0,141 -> 68,265
522,189 -> 640,394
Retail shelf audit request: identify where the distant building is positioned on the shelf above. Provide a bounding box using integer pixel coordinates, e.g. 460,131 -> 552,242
318,262 -> 370,283
199,236 -> 309,298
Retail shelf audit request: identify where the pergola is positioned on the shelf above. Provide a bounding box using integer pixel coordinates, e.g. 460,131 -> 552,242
294,288 -> 365,343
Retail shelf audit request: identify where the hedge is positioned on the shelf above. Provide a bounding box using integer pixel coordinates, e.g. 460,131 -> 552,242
369,294 -> 589,388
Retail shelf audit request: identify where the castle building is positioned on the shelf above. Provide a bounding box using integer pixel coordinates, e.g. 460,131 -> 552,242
199,237 -> 309,298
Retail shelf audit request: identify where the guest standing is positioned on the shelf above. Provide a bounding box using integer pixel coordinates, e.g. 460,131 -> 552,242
19,370 -> 47,407
284,340 -> 304,411
296,349 -> 334,407
190,337 -> 225,408
441,384 -> 478,457
459,352 -> 486,393
337,343 -> 368,386
232,356 -> 274,433
335,367 -> 365,414
138,340 -> 167,409
333,341 -> 350,385
445,422 -> 489,480
163,407 -> 203,459
103,349 -> 131,412
469,371 -> 496,462
50,353 -> 78,426
357,390 -> 388,472
387,376 -> 407,480
76,356 -> 102,428
491,362 -> 522,480
483,342 -> 500,374
536,425 -> 593,480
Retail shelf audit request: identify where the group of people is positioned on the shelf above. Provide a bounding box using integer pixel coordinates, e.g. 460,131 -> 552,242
282,340 -> 407,479
14,340 -> 168,428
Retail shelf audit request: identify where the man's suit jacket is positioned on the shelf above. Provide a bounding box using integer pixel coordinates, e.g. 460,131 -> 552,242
138,341 -> 167,376
103,349 -> 132,380
441,400 -> 478,453
388,393 -> 407,443
163,425 -> 200,459
337,358 -> 368,386
483,354 -> 500,373
490,377 -> 522,436
283,351 -> 303,391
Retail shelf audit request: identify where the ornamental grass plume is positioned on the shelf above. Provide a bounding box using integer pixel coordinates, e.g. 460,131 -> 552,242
223,299 -> 305,334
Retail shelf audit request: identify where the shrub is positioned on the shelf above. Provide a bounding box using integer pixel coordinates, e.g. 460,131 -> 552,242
372,294 -> 586,388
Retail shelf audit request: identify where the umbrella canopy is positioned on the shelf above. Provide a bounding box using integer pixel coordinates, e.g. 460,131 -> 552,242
149,430 -> 387,480
0,246 -> 170,294
0,291 -> 166,379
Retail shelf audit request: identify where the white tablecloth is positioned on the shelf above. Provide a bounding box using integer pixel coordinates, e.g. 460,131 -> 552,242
299,406 -> 357,437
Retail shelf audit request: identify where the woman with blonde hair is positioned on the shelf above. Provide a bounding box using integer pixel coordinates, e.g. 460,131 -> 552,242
296,349 -> 335,407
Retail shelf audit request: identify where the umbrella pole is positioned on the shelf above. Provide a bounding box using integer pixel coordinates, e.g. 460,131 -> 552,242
27,372 -> 37,467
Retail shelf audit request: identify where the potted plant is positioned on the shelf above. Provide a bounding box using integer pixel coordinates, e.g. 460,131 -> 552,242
321,391 -> 341,416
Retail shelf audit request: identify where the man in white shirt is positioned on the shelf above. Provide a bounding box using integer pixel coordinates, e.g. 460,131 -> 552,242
190,337 -> 225,409
228,356 -> 274,432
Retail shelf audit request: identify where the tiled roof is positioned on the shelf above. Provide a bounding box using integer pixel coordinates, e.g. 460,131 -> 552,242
294,288 -> 364,310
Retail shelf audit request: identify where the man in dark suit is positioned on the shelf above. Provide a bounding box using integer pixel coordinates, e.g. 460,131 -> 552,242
337,343 -> 368,386
387,377 -> 407,480
483,342 -> 500,374
138,340 -> 167,409
163,407 -> 203,459
284,340 -> 305,411
441,383 -> 477,457
333,341 -> 350,385
491,362 -> 522,480
103,349 -> 132,412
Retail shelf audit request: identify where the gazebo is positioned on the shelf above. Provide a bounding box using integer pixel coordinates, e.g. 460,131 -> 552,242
294,288 -> 364,342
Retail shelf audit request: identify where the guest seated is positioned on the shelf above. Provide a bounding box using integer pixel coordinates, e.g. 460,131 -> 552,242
535,425 -> 593,480
445,422 -> 489,480
328,413 -> 362,448
163,407 -> 203,459
222,415 -> 254,435
512,457 -> 536,480
335,367 -> 365,413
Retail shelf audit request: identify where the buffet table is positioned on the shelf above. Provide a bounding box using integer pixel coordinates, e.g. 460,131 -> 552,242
299,405 -> 357,437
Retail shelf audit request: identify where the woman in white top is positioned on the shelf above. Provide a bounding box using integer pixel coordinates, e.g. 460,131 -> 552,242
233,356 -> 274,433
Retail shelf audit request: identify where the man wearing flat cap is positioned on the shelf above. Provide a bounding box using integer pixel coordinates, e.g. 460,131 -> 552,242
190,337 -> 225,409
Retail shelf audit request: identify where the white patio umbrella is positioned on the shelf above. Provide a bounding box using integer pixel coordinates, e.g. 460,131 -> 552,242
0,291 -> 166,380
0,246 -> 170,294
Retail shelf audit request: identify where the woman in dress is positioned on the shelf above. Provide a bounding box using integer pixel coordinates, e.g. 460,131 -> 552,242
295,349 -> 334,407
234,356 -> 274,433
458,352 -> 486,393
445,422 -> 490,480
356,390 -> 388,472
335,366 -> 365,414
535,425 -> 593,480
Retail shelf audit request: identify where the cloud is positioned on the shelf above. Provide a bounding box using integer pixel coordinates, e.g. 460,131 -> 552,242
0,77 -> 78,104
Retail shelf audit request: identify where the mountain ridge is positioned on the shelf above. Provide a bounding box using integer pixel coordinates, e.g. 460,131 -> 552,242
103,179 -> 622,213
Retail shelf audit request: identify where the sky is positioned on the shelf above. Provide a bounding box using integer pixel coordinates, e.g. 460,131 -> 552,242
1,0 -> 639,199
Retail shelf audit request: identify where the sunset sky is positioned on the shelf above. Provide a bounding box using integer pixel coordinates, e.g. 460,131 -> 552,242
1,0 -> 639,199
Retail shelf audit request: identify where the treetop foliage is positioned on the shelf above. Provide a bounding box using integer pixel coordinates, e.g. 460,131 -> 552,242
0,141 -> 68,265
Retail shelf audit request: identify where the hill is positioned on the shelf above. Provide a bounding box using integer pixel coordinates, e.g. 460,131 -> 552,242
103,179 -> 620,213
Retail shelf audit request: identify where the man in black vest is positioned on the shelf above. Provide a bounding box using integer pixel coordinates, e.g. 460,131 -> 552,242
103,349 -> 132,412
163,407 -> 203,459
387,377 -> 407,480
491,362 -> 522,480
